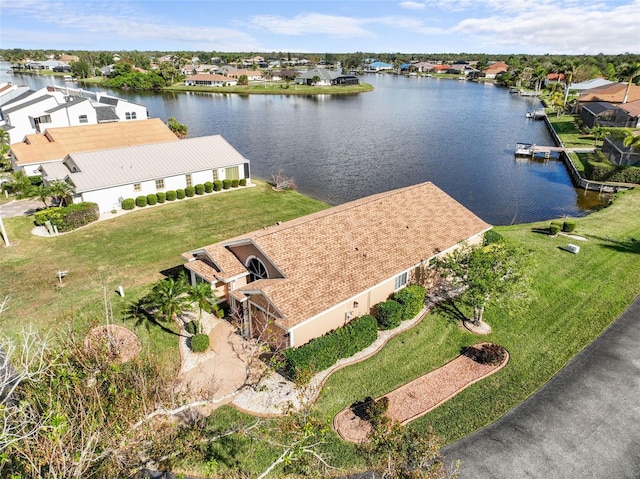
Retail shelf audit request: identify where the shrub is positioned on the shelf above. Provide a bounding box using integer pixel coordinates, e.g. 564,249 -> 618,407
231,179 -> 239,188
463,344 -> 507,366
146,194 -> 157,206
375,299 -> 403,330
222,179 -> 232,190
176,189 -> 185,199
213,180 -> 223,191
156,192 -> 166,203
185,186 -> 195,197
35,202 -> 99,232
239,178 -> 247,186
184,320 -> 199,335
135,196 -> 147,207
283,314 -> 378,380
352,396 -> 390,427
195,184 -> 205,195
204,181 -> 213,193
121,198 -> 135,210
393,285 -> 426,320
484,229 -> 504,245
166,190 -> 177,201
189,333 -> 210,352
549,223 -> 561,235
562,220 -> 577,233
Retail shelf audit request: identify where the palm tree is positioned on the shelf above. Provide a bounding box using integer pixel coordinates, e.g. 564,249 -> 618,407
623,130 -> 640,150
590,126 -> 609,146
47,180 -> 75,206
187,281 -> 219,333
619,62 -> 640,104
561,61 -> 579,107
145,274 -> 191,327
30,184 -> 52,208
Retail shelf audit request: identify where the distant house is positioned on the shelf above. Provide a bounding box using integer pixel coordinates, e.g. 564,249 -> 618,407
9,118 -> 178,176
447,64 -> 479,76
569,78 -> 614,92
40,135 -> 251,213
58,54 -> 80,63
225,69 -> 264,81
483,62 -> 509,78
184,74 -> 237,87
576,82 -> 640,105
295,69 -> 359,86
368,61 -> 393,71
182,182 -> 491,349
579,101 -> 635,129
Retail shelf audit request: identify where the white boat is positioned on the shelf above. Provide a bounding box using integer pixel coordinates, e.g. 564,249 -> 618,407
515,143 -> 534,156
63,75 -> 76,82
526,110 -> 534,119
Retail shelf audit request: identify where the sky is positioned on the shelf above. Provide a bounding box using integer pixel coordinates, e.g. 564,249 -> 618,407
0,0 -> 638,55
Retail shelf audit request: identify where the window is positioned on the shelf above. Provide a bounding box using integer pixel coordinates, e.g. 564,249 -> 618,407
134,183 -> 141,192
155,179 -> 165,190
78,114 -> 88,124
185,174 -> 192,187
125,112 -> 137,120
225,166 -> 239,181
246,257 -> 268,283
212,169 -> 219,181
394,272 -> 408,290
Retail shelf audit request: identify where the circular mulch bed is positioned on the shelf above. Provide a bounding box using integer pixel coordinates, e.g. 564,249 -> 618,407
334,343 -> 509,443
84,324 -> 142,363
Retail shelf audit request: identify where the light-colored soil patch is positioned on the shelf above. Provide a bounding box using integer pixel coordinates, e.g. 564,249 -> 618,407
84,324 -> 142,363
334,344 -> 509,443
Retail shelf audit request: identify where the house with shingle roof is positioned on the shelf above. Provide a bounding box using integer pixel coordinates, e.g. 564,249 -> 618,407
40,135 -> 251,213
182,182 -> 491,349
10,118 -> 179,175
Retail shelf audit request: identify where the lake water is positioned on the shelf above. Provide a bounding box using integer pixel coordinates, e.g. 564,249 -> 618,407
1,65 -> 609,225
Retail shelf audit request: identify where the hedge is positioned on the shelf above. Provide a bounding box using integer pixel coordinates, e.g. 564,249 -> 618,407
195,184 -> 205,195
204,181 -> 213,193
135,196 -> 147,207
213,180 -> 223,191
549,223 -> 561,235
176,189 -> 185,199
156,192 -> 166,203
34,203 -> 99,232
146,194 -> 157,206
239,178 -> 247,186
393,285 -> 426,321
121,198 -> 135,210
562,220 -> 577,232
222,179 -> 232,190
189,333 -> 209,352
185,186 -> 195,197
283,314 -> 378,380
375,299 -> 403,330
166,190 -> 177,201
231,179 -> 239,188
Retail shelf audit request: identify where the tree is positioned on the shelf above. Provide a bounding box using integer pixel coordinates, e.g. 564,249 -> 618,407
30,184 -> 52,208
311,75 -> 321,86
237,74 -> 249,86
590,125 -> 610,146
186,280 -> 219,332
623,130 -> 640,150
167,117 -> 188,139
70,60 -> 91,79
47,179 -> 75,206
431,241 -> 533,325
619,61 -> 640,104
145,274 -> 191,327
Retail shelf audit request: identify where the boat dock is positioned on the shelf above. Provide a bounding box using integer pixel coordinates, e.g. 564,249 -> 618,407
515,144 -> 593,159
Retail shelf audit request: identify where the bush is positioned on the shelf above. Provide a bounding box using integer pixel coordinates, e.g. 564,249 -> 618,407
204,181 -> 213,193
176,189 -> 185,199
562,220 -> 577,232
121,198 -> 135,210
166,190 -> 177,201
213,180 -> 223,191
375,299 -> 403,330
189,333 -> 209,352
184,320 -> 199,335
549,223 -> 561,235
393,285 -> 426,320
195,184 -> 205,195
156,192 -> 166,203
283,314 -> 378,380
231,179 -> 239,188
239,178 -> 247,186
463,344 -> 507,366
146,194 -> 157,206
135,196 -> 147,207
34,202 -> 99,232
185,186 -> 195,197
484,229 -> 504,245
222,179 -> 232,190
352,396 -> 390,427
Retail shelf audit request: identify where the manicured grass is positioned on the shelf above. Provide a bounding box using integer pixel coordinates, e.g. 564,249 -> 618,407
164,82 -> 374,95
197,189 -> 640,477
547,114 -> 595,148
0,182 -> 328,362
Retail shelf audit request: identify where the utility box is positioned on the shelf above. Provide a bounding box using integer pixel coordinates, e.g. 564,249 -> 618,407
566,244 -> 580,254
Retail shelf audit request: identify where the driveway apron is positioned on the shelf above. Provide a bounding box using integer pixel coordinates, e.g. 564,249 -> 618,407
443,295 -> 640,479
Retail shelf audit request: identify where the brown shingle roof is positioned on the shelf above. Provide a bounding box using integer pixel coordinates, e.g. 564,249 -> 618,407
577,82 -> 640,104
187,182 -> 491,329
10,119 -> 178,165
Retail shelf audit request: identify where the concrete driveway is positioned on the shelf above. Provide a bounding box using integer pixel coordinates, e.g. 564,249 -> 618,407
442,295 -> 640,478
0,199 -> 44,218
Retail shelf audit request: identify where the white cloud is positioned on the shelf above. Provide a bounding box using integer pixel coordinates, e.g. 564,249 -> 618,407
248,13 -> 373,37
399,1 -> 427,10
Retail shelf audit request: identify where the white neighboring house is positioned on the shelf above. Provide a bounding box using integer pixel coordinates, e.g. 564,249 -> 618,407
40,135 -> 251,214
0,86 -> 148,144
184,74 -> 237,87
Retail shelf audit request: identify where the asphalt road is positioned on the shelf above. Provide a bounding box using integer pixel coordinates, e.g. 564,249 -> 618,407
442,295 -> 640,478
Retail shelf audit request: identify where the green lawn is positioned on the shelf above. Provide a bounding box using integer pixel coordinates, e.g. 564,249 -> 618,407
163,82 -> 374,95
0,182 -> 328,362
547,114 -> 596,148
202,189 -> 640,476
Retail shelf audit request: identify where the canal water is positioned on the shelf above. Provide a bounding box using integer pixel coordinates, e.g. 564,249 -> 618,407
1,65 -> 608,225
